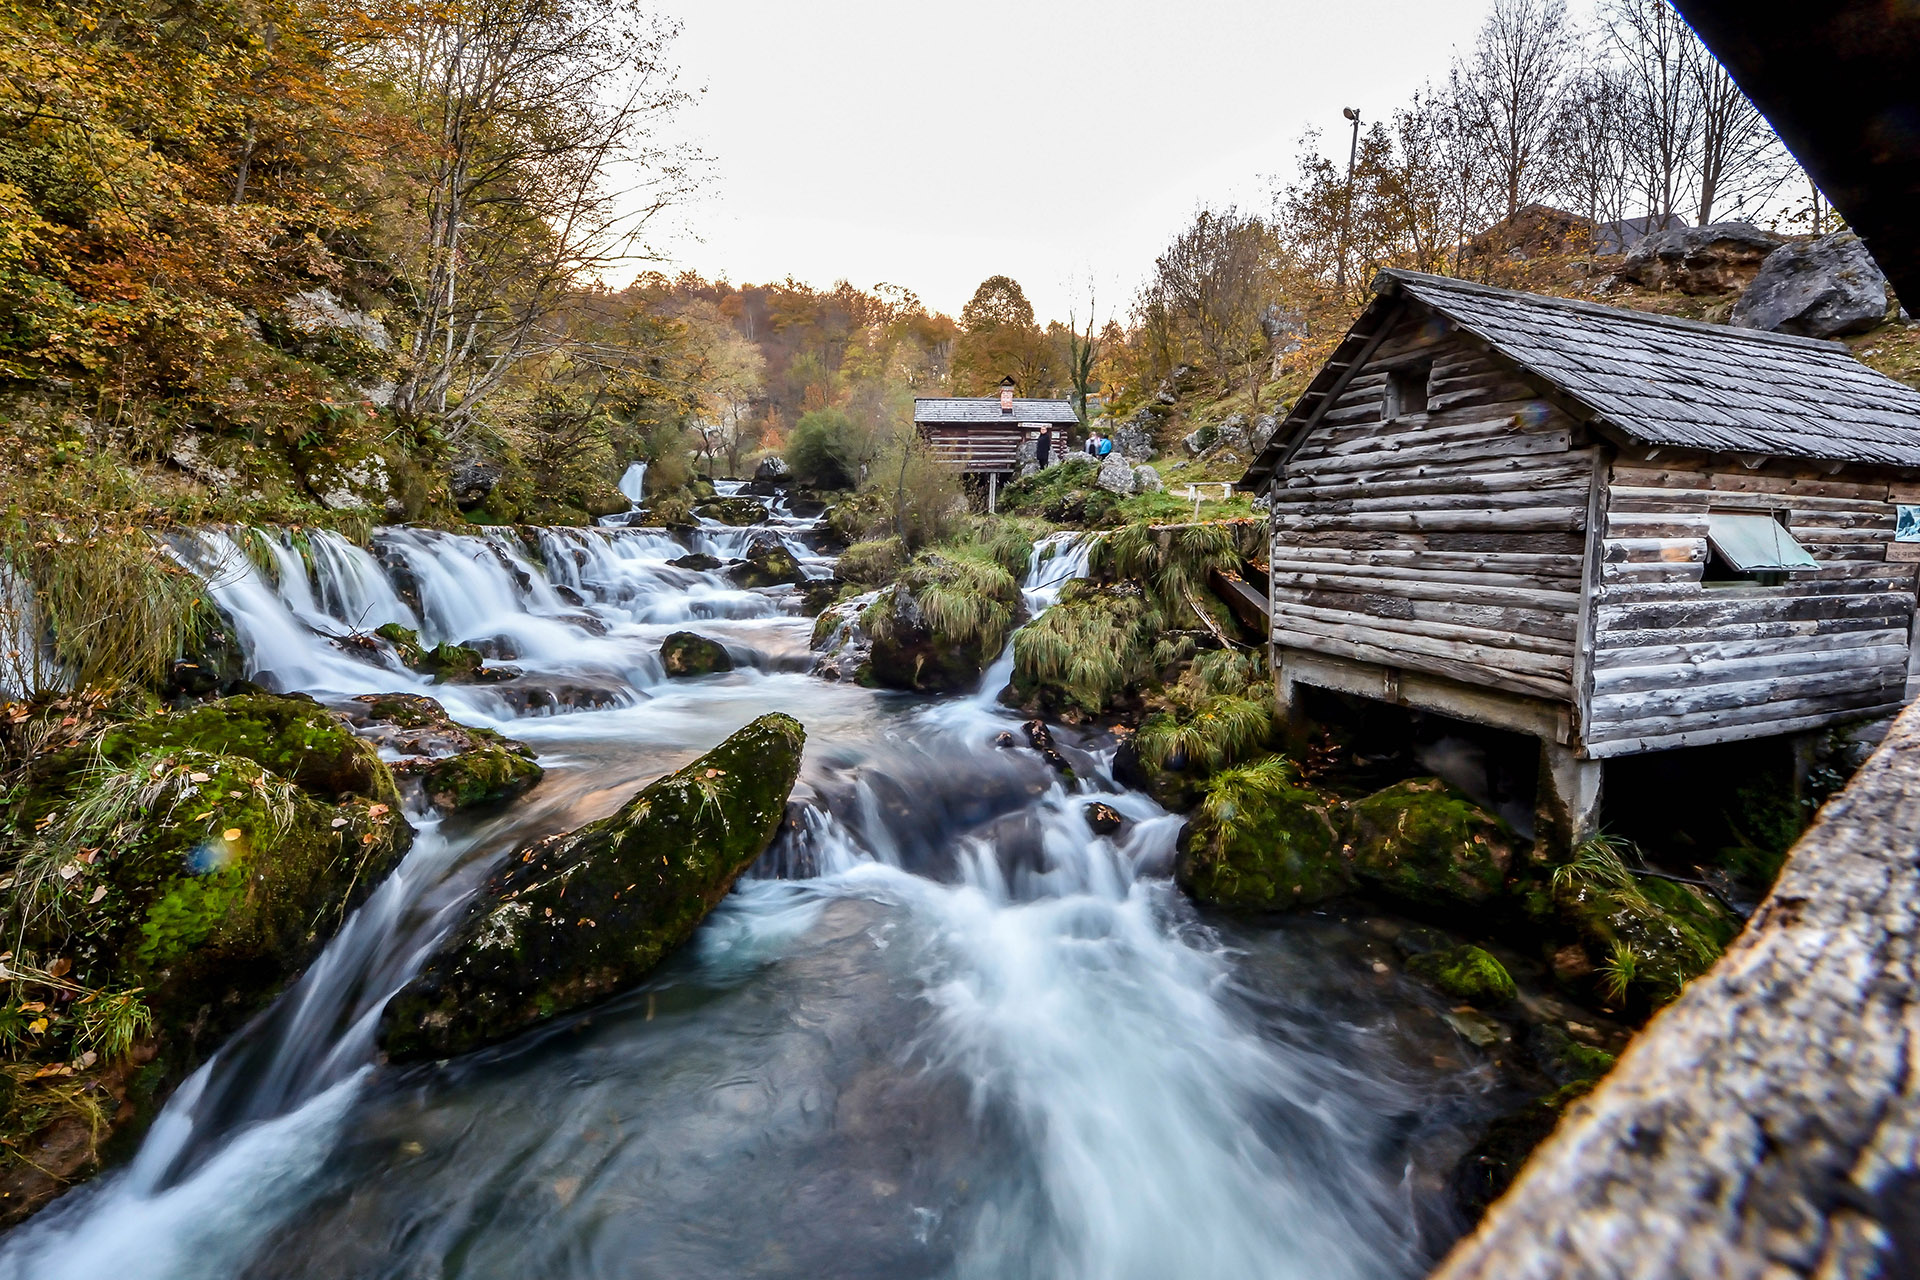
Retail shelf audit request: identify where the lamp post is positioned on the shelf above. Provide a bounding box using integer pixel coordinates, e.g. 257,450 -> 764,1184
1335,107 -> 1361,295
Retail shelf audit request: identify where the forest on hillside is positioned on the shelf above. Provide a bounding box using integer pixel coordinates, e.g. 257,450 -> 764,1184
0,0 -> 1892,540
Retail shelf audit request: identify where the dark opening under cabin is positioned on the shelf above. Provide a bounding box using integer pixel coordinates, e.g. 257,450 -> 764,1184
1239,269 -> 1920,849
914,377 -> 1078,478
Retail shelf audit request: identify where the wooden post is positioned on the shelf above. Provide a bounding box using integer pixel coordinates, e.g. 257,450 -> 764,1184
988,472 -> 998,515
1535,739 -> 1603,858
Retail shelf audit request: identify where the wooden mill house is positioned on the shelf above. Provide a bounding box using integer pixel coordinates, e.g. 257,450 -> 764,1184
914,377 -> 1078,507
1239,269 -> 1920,847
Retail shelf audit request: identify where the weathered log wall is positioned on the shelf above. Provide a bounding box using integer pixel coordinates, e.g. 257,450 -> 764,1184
1428,697 -> 1920,1280
1270,313 -> 1594,704
1584,458 -> 1915,757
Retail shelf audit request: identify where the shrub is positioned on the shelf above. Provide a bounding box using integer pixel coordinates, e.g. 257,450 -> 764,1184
1010,579 -> 1160,718
784,408 -> 871,489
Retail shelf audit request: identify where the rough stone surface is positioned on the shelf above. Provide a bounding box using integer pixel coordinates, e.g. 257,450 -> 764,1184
345,693 -> 542,812
1113,410 -> 1158,461
728,538 -> 803,589
379,714 -> 805,1061
1095,454 -> 1136,495
282,288 -> 392,351
753,455 -> 792,483
1616,222 -> 1785,295
1347,777 -> 1515,908
1176,775 -> 1351,909
1429,700 -> 1920,1280
1132,464 -> 1163,493
1731,232 -> 1891,338
659,631 -> 733,677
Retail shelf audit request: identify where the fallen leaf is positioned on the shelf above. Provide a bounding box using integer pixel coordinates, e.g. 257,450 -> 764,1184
75,1051 -> 97,1069
368,804 -> 390,818
89,885 -> 107,904
46,958 -> 69,978
189,771 -> 211,783
27,1019 -> 47,1035
19,1002 -> 46,1014
330,817 -> 349,828
224,828 -> 243,842
58,864 -> 79,881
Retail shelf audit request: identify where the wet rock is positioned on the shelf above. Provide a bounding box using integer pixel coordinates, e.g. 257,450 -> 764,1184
1176,765 -> 1351,909
450,454 -> 503,510
865,555 -> 1022,694
378,713 -> 806,1061
795,578 -> 843,617
1548,857 -> 1738,1009
1407,944 -> 1517,1005
695,496 -> 766,527
1082,801 -> 1124,835
753,455 -> 792,484
1023,719 -> 1075,779
484,679 -> 626,716
1346,777 -> 1515,909
346,693 -> 542,812
1615,221 -> 1784,295
1731,231 -> 1891,337
993,731 -> 1018,749
729,538 -> 803,589
373,623 -> 487,683
660,631 -> 733,677
668,553 -> 724,571
1453,1083 -> 1593,1224
1094,454 -> 1135,495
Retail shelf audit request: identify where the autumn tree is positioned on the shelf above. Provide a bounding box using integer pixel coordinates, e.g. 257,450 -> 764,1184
951,275 -> 1053,396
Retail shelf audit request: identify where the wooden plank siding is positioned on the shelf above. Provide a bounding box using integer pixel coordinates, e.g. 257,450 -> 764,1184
1580,459 -> 1916,756
1268,316 -> 1594,705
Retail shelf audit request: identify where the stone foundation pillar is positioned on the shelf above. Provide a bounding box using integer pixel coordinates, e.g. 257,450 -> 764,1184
1537,739 -> 1604,858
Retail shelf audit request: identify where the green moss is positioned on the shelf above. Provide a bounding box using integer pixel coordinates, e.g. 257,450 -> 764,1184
97,692 -> 397,804
1549,846 -> 1739,1007
837,538 -> 907,587
864,552 -> 1023,694
1177,757 -> 1351,909
1407,944 -> 1517,1005
1347,778 -> 1516,909
1010,579 -> 1159,718
999,458 -> 1123,526
694,496 -> 764,526
379,713 -> 807,1061
728,541 -> 802,589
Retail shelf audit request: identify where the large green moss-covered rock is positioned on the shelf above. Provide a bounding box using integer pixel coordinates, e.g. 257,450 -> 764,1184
1347,778 -> 1516,909
659,631 -> 733,677
1175,761 -> 1351,909
374,623 -> 484,683
378,713 -> 806,1061
1009,580 -> 1158,720
728,538 -> 802,589
864,554 -> 1022,694
1551,860 -> 1739,1007
694,496 -> 765,526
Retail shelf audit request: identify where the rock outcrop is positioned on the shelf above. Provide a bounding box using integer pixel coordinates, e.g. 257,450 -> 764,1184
1347,778 -> 1516,908
344,693 -> 542,812
752,455 -> 792,484
1176,770 -> 1350,908
1731,231 -> 1890,338
1132,464 -> 1163,494
378,713 -> 805,1061
864,555 -> 1022,694
1616,222 -> 1785,295
728,537 -> 803,588
1095,454 -> 1136,495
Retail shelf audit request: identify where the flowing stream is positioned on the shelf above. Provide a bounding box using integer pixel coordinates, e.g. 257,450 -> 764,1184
0,485 -> 1518,1279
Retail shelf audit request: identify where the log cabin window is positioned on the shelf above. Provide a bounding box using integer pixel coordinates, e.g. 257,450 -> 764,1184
1703,511 -> 1818,587
1384,361 -> 1432,420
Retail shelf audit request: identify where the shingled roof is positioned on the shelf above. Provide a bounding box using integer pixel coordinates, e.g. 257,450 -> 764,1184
1241,269 -> 1920,487
914,397 -> 1079,426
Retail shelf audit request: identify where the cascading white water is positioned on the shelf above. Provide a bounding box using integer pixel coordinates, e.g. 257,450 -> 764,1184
617,461 -> 647,506
2,496 -> 1507,1279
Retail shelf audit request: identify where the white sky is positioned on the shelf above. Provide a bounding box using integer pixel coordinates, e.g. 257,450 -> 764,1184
643,0 -> 1505,326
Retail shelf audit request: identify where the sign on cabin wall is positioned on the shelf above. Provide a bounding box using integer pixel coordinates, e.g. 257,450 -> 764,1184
1892,503 -> 1920,561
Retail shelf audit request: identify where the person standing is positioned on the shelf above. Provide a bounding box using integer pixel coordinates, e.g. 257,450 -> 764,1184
1096,432 -> 1114,458
1083,432 -> 1098,457
1035,426 -> 1053,468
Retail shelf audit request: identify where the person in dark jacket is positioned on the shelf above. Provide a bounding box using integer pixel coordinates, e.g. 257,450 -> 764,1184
1035,427 -> 1053,468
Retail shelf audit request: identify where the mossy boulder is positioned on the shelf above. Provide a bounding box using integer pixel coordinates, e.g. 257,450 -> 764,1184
347,694 -> 542,813
863,553 -> 1023,694
659,632 -> 733,677
374,623 -> 484,683
667,553 -> 724,571
1347,778 -> 1516,909
1009,580 -> 1158,720
837,537 -> 907,587
728,538 -> 802,589
378,713 -> 806,1061
1176,762 -> 1351,909
1551,865 -> 1739,1007
1407,944 -> 1518,1005
694,496 -> 766,526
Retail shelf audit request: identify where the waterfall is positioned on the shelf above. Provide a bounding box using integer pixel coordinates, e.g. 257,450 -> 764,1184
617,461 -> 647,506
2,495 -> 1499,1280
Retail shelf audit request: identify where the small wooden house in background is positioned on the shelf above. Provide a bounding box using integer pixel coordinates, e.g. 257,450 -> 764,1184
1239,269 -> 1920,848
914,377 -> 1078,477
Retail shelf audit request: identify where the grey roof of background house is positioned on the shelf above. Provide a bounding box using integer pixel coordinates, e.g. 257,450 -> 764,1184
1241,269 -> 1920,486
914,397 -> 1079,426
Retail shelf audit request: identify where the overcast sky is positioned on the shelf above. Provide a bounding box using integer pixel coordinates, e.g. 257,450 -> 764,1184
643,0 -> 1508,325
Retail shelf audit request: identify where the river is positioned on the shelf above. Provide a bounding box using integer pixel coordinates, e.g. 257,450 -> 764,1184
0,485 -> 1519,1279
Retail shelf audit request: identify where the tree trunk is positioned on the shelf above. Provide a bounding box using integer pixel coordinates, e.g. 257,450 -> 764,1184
1429,703 -> 1920,1280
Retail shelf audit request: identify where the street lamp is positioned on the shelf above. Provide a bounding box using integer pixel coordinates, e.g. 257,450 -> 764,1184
1336,107 -> 1361,294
